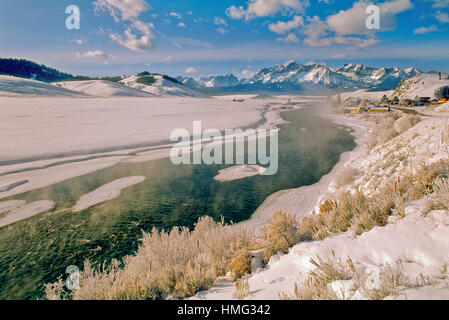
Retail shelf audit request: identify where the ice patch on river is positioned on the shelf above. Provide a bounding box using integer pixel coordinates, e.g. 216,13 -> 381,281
214,165 -> 266,182
73,176 -> 146,212
0,200 -> 55,228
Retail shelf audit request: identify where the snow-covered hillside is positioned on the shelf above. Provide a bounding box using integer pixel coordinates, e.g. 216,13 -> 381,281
53,80 -> 156,97
390,74 -> 449,99
120,74 -> 206,97
0,75 -> 83,97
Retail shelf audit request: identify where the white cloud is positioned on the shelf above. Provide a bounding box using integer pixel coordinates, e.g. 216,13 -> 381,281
277,33 -> 300,43
334,36 -> 379,48
177,22 -> 186,28
226,0 -> 309,20
226,6 -> 247,19
327,0 -> 413,35
302,16 -> 379,49
109,20 -> 156,51
77,50 -> 109,59
436,11 -> 449,22
169,12 -> 183,19
185,67 -> 197,74
331,53 -> 350,59
268,15 -> 304,34
94,0 -> 156,52
172,37 -> 214,49
427,0 -> 449,8
72,39 -> 86,45
414,25 -> 438,34
214,17 -> 228,26
303,16 -> 333,46
94,0 -> 149,22
217,28 -> 228,34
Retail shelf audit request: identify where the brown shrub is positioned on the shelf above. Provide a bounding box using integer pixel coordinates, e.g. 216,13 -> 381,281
229,248 -> 253,280
258,211 -> 301,263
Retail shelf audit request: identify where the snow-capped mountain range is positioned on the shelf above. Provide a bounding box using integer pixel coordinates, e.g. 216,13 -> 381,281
177,62 -> 423,92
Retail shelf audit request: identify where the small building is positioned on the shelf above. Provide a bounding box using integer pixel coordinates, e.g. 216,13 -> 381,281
419,97 -> 431,104
347,108 -> 362,114
369,107 -> 390,113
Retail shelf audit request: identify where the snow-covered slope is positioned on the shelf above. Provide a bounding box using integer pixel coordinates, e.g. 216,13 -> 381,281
390,74 -> 449,99
53,80 -> 156,97
120,74 -> 206,97
0,75 -> 83,97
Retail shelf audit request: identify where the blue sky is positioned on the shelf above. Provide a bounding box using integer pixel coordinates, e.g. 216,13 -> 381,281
1,0 -> 448,78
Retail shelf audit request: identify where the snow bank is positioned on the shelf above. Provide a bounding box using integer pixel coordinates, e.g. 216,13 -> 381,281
0,200 -> 54,228
73,176 -> 146,212
0,75 -> 83,97
214,165 -> 266,182
0,179 -> 28,192
0,200 -> 26,214
53,80 -> 156,97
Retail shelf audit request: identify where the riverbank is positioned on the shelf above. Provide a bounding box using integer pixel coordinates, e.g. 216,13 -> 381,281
239,113 -> 373,232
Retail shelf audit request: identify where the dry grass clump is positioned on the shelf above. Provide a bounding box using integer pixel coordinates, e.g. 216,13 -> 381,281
234,279 -> 250,300
45,216 -> 253,300
280,253 -> 428,300
396,160 -> 449,202
335,167 -> 360,188
299,190 -> 393,240
229,248 -> 253,280
429,178 -> 449,211
257,211 -> 301,263
394,115 -> 421,135
352,262 -> 411,300
279,253 -> 352,300
366,114 -> 421,149
309,252 -> 353,283
279,277 -> 340,300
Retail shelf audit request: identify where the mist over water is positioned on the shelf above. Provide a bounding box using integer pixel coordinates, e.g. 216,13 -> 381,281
0,104 -> 355,299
